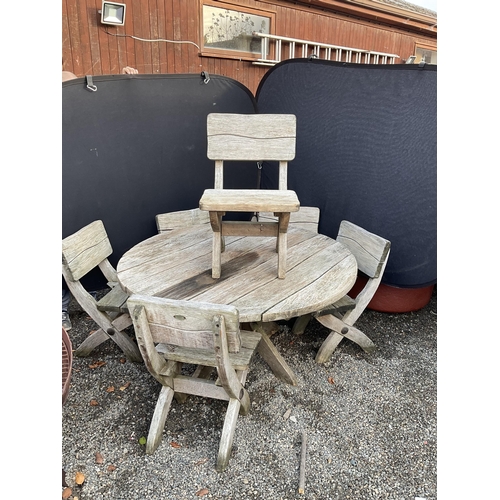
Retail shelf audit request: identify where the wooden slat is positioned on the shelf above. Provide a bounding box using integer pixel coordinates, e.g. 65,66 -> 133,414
117,230 -> 224,294
156,330 -> 261,371
96,0 -> 112,75
149,0 -> 161,73
194,232 -> 340,322
172,0 -> 183,71
154,0 -> 167,73
117,226 -> 213,278
172,375 -> 230,401
207,114 -> 296,161
154,229 -> 318,304
156,208 -> 210,233
97,285 -> 129,313
62,0 -> 72,73
127,294 -> 242,352
200,189 -> 300,212
232,241 -> 356,322
62,220 -> 113,281
257,206 -> 320,232
65,0 -> 84,75
86,0 -> 103,75
122,0 -> 136,70
336,220 -> 391,278
133,235 -> 279,298
221,221 -> 278,237
119,226 -> 316,306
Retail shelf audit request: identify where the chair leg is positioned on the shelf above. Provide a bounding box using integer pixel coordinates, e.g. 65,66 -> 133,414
255,328 -> 298,386
315,314 -> 377,363
212,232 -> 222,279
292,313 -> 312,335
73,328 -> 109,357
340,324 -> 376,354
146,385 -> 175,455
315,330 -> 344,364
216,398 -> 241,472
277,232 -> 287,279
73,318 -> 142,362
106,327 -> 143,362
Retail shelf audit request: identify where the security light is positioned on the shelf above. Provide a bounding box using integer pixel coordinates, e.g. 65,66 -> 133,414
100,1 -> 126,26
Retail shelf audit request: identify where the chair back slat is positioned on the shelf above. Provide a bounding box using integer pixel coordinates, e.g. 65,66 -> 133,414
337,220 -> 391,279
62,220 -> 113,282
156,208 -> 210,234
127,295 -> 242,352
257,206 -> 319,233
207,114 -> 296,162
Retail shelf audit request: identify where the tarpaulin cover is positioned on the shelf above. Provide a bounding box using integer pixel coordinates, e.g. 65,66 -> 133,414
63,73 -> 257,291
256,59 -> 437,288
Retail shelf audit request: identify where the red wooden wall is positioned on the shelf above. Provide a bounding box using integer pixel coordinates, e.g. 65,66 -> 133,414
62,0 -> 437,95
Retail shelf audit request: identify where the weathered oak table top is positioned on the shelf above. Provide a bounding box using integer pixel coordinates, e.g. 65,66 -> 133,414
117,225 -> 358,324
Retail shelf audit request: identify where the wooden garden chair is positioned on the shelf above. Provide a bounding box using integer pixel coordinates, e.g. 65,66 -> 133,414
62,220 -> 142,362
199,113 -> 300,279
292,220 -> 391,363
127,294 -> 261,472
156,207 -> 210,234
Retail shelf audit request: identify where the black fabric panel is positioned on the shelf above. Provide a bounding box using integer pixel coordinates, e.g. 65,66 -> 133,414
256,59 -> 437,288
63,73 -> 257,291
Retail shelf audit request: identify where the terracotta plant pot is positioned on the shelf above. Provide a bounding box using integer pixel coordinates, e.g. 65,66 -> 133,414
348,276 -> 435,313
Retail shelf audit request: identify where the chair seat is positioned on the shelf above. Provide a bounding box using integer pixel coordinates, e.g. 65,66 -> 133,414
200,189 -> 300,213
96,284 -> 129,313
156,329 -> 261,371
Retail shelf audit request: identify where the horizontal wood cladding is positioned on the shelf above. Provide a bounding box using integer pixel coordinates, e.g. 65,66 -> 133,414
62,0 -> 437,95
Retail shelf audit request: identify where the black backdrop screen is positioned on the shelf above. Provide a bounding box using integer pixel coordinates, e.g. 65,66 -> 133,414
256,60 -> 437,288
63,73 -> 257,291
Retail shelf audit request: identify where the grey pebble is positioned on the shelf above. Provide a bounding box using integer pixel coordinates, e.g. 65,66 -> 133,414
62,290 -> 437,499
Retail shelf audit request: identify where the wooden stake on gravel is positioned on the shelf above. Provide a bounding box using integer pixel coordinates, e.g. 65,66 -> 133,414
298,431 -> 307,494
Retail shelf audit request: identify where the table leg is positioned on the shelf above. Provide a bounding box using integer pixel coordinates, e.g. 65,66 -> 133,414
250,322 -> 298,386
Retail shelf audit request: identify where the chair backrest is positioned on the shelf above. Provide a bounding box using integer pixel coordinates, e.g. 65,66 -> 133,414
62,220 -> 113,282
257,206 -> 320,233
336,220 -> 391,279
156,208 -> 210,234
207,113 -> 296,190
127,294 -> 242,353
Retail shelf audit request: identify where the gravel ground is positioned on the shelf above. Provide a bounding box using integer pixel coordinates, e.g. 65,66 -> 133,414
62,288 -> 437,500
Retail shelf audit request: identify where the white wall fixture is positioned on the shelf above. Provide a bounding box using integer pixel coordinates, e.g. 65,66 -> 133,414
100,1 -> 126,26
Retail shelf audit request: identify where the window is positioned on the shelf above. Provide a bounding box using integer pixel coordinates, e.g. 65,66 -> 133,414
201,1 -> 275,60
415,45 -> 437,65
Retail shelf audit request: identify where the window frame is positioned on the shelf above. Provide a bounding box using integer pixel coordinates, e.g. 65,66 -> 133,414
199,0 -> 276,61
414,42 -> 437,64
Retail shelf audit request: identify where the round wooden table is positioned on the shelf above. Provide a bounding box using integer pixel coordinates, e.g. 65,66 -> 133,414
117,224 -> 357,384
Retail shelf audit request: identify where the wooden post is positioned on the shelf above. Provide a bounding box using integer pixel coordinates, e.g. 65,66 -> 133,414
298,430 -> 307,494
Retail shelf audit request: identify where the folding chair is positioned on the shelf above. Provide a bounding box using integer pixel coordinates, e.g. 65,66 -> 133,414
62,220 -> 142,362
292,220 -> 391,363
155,208 -> 210,234
199,113 -> 300,279
127,294 -> 261,472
